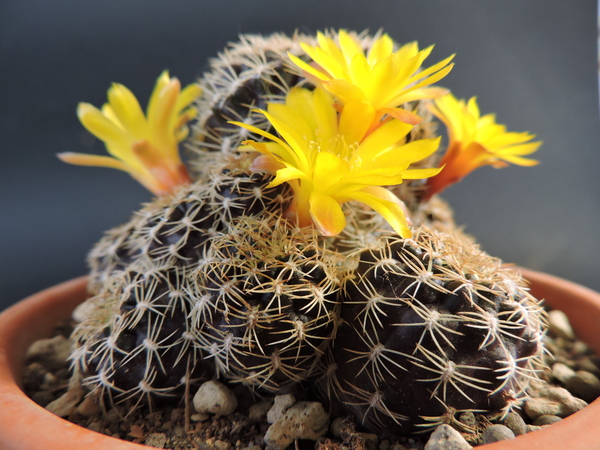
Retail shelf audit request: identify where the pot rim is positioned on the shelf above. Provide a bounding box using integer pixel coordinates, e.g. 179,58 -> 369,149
0,269 -> 599,449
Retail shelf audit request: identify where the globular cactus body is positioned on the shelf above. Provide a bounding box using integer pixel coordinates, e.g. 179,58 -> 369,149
192,214 -> 342,392
191,33 -> 310,159
72,266 -> 207,408
73,155 -> 293,405
87,154 -> 291,292
319,227 -> 546,434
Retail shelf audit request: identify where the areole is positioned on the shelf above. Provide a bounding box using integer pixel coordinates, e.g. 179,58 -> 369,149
0,269 -> 599,449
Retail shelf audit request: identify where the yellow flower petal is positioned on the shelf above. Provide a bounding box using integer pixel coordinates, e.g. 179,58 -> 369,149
339,99 -> 375,145
107,83 -> 147,138
351,187 -> 412,238
77,103 -> 131,150
426,93 -> 541,197
63,71 -> 200,196
356,118 -> 412,161
57,152 -> 129,171
290,30 -> 454,130
323,79 -> 367,104
309,191 -> 347,236
269,166 -> 310,187
367,33 -> 394,65
287,52 -> 330,82
234,86 -> 438,237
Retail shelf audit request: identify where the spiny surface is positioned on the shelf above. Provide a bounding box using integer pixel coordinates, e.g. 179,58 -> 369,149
191,213 -> 343,393
87,154 -> 292,293
71,264 -> 209,410
319,226 -> 547,435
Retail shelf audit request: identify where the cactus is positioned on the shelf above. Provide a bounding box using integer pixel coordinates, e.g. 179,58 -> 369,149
318,225 -> 546,435
190,32 -> 311,161
87,153 -> 292,293
64,28 -> 546,438
71,263 -> 209,409
190,212 -> 342,392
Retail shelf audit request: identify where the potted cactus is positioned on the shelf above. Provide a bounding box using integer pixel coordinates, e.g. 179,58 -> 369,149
1,30 -> 598,449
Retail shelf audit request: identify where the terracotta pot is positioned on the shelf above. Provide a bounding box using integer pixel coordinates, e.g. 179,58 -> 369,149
0,270 -> 599,449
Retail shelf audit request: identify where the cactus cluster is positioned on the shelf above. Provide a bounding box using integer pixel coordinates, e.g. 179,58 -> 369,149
67,29 -> 546,436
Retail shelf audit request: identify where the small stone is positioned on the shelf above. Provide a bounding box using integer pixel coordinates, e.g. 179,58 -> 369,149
459,411 -> 477,430
547,310 -> 574,339
26,335 -> 71,370
424,424 -> 473,450
128,424 -> 145,439
45,385 -> 84,417
524,386 -> 588,419
144,433 -> 167,448
524,398 -> 559,419
263,401 -> 329,450
565,371 -> 600,402
390,444 -> 410,450
212,440 -> 232,450
380,439 -> 391,450
503,412 -> 527,436
552,362 -> 576,384
532,415 -> 562,426
576,357 -> 600,375
525,424 -> 544,433
266,394 -> 295,424
190,413 -> 210,422
330,416 -> 345,438
31,391 -> 54,406
482,425 -> 515,444
76,395 -> 102,417
359,433 -> 379,450
193,380 -> 238,418
249,400 -> 273,422
572,340 -> 591,355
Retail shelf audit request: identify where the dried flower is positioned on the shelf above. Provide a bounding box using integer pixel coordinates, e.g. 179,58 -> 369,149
426,94 -> 541,197
231,87 -> 441,237
58,71 -> 201,196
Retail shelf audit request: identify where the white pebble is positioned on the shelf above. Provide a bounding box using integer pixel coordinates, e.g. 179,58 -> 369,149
266,394 -> 295,424
524,386 -> 588,419
263,401 -> 329,450
552,362 -> 576,384
45,385 -> 84,417
26,335 -> 71,368
565,371 -> 600,402
482,424 -> 515,444
547,310 -> 574,339
193,380 -> 238,418
424,424 -> 473,450
249,400 -> 273,422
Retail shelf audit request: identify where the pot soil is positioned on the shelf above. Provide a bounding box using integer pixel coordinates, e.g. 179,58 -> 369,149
1,270 -> 600,450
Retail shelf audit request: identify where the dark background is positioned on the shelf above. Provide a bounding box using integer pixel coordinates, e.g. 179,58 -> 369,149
1,0 -> 599,311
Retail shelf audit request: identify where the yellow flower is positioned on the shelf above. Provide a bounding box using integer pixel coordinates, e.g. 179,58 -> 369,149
230,87 -> 442,238
288,30 -> 454,128
426,94 -> 541,198
58,71 -> 201,196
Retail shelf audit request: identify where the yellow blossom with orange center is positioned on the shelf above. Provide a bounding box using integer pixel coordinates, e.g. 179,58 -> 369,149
58,71 -> 201,196
231,87 -> 442,238
426,93 -> 541,198
288,30 -> 454,129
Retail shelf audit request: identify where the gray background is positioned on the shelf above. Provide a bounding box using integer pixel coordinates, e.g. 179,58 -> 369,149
1,0 -> 599,311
